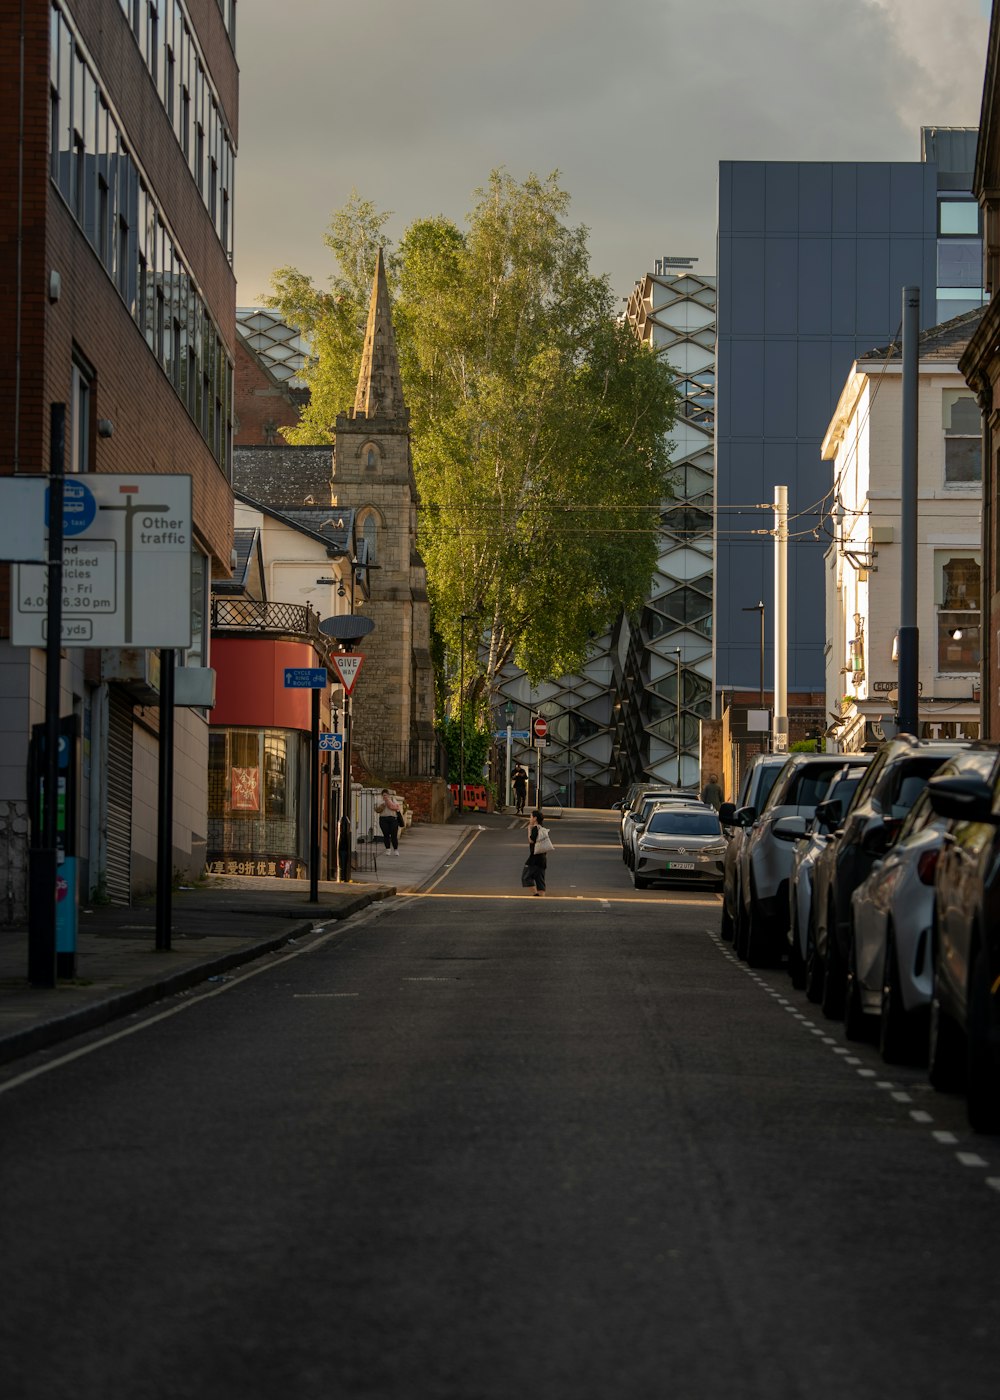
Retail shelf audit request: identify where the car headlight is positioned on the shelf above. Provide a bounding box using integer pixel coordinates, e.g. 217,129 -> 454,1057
703,844 -> 726,857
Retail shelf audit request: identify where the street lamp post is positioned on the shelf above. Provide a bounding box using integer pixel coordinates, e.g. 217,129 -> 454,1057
672,647 -> 683,786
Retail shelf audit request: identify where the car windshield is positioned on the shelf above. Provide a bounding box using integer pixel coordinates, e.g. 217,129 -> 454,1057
887,756 -> 963,819
647,810 -> 722,836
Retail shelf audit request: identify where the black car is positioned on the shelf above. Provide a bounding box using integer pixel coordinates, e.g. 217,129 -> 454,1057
925,742 -> 1000,1132
808,735 -> 968,1021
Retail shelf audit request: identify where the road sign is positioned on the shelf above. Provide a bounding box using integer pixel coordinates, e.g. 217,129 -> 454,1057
0,479 -> 47,562
12,474 -> 192,648
532,715 -> 549,739
495,730 -> 530,741
284,668 -> 328,688
318,732 -> 344,751
330,653 -> 364,695
52,478 -> 97,536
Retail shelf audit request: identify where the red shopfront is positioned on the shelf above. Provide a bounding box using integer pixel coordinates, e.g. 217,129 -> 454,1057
208,638 -> 333,878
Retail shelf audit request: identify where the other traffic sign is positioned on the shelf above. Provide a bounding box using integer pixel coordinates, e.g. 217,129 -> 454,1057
318,732 -> 344,751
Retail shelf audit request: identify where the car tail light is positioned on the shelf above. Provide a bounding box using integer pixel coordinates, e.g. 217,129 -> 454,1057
916,849 -> 939,885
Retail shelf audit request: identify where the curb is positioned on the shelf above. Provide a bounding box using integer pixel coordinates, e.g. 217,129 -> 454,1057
0,888 -> 390,1068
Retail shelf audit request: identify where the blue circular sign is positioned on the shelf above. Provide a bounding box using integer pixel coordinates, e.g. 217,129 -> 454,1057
46,479 -> 97,537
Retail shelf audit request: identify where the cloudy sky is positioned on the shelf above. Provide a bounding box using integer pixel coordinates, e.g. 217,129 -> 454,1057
233,0 -> 991,307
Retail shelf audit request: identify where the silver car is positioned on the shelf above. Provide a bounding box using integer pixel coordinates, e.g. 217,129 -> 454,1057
632,805 -> 726,890
624,793 -> 705,869
719,753 -> 789,941
847,745 -> 999,1061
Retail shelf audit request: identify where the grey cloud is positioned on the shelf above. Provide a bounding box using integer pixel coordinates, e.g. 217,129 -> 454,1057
234,0 -> 987,304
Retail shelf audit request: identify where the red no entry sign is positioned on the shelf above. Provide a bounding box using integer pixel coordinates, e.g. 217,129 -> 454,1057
532,715 -> 548,739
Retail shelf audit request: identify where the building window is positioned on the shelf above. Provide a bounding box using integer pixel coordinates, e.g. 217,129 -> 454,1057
943,391 -> 981,485
186,548 -> 208,668
363,513 -> 378,563
70,357 -> 93,473
936,552 -> 981,673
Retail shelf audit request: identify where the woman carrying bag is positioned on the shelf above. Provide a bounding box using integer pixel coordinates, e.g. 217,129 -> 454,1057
375,789 -> 403,855
522,809 -> 554,896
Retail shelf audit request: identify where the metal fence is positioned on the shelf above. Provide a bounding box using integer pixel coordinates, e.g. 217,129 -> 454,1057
349,785 -> 381,874
212,597 -> 324,640
356,736 -> 448,780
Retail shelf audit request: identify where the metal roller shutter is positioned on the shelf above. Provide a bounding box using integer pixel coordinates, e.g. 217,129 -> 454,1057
106,686 -> 134,907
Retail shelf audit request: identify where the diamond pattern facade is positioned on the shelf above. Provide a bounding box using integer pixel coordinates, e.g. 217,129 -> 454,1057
491,269 -> 716,801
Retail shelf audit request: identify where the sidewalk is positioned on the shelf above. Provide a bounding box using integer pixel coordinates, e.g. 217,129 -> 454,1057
0,814 -> 499,1067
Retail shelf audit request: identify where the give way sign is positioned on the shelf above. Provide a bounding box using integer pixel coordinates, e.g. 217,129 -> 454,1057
331,653 -> 364,695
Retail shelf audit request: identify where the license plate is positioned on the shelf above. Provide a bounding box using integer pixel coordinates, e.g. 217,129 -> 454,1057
666,861 -> 695,871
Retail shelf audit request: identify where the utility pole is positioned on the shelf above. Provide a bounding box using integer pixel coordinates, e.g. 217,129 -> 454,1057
773,485 -> 788,754
898,286 -> 920,736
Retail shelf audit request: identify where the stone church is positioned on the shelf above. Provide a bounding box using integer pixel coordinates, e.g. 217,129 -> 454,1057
232,251 -> 436,772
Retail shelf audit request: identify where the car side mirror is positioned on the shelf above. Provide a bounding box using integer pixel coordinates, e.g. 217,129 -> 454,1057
927,773 -> 998,824
773,814 -> 808,842
814,797 -> 842,831
611,801 -> 622,811
719,802 -> 738,827
734,805 -> 757,828
861,818 -> 901,856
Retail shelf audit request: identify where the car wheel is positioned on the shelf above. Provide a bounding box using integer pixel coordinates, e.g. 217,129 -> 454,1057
879,923 -> 924,1065
966,944 -> 1000,1133
843,927 -> 872,1042
804,909 -> 824,1004
788,907 -> 806,990
928,970 -> 965,1093
735,892 -> 750,961
721,899 -> 735,942
821,896 -> 846,1021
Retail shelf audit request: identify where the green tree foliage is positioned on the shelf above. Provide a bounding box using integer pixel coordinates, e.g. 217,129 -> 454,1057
264,172 -> 677,711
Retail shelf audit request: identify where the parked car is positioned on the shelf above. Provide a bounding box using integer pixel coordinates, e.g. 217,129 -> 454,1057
623,792 -> 701,868
736,753 -> 851,966
809,735 -> 968,1020
632,804 -> 726,889
786,758 -> 872,989
925,742 -> 1000,1132
719,753 -> 788,942
617,786 -> 682,858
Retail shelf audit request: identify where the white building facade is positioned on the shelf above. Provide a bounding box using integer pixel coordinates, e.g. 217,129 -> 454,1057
822,309 -> 984,751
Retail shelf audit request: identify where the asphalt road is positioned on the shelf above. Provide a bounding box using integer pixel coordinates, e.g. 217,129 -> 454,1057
1,809 -> 999,1399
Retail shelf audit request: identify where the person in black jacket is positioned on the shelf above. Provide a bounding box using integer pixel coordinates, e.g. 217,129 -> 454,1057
525,809 -> 548,895
512,763 -> 528,815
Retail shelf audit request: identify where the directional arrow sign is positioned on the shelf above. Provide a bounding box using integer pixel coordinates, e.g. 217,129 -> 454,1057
330,653 -> 364,695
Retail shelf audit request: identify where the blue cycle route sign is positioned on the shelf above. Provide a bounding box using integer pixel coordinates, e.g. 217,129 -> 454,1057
283,667 -> 328,688
47,478 -> 97,537
318,733 -> 343,751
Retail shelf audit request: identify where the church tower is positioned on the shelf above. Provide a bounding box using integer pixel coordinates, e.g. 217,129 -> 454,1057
332,250 -> 436,758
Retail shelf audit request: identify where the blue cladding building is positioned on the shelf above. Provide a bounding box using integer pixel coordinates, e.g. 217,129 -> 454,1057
715,129 -> 983,701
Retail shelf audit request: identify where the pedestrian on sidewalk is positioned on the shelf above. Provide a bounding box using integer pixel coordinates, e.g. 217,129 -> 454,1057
512,763 -> 528,815
522,808 -> 553,896
700,772 -> 724,811
376,789 -> 403,855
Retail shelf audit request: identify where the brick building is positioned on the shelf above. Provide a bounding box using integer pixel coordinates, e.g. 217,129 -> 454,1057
0,1 -> 238,918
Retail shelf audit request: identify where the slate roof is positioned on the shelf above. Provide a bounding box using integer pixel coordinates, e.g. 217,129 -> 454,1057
859,305 -> 987,366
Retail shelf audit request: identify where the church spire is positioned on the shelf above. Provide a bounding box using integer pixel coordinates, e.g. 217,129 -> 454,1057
353,247 -> 406,421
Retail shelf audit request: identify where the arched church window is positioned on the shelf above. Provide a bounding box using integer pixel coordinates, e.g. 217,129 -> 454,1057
363,514 -> 378,563
366,446 -> 377,469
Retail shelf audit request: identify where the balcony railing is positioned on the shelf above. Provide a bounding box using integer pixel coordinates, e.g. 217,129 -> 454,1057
211,597 -> 323,641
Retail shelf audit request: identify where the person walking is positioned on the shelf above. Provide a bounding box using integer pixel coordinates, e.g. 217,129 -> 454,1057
523,808 -> 553,896
376,789 -> 403,855
700,772 -> 724,811
512,762 -> 528,815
